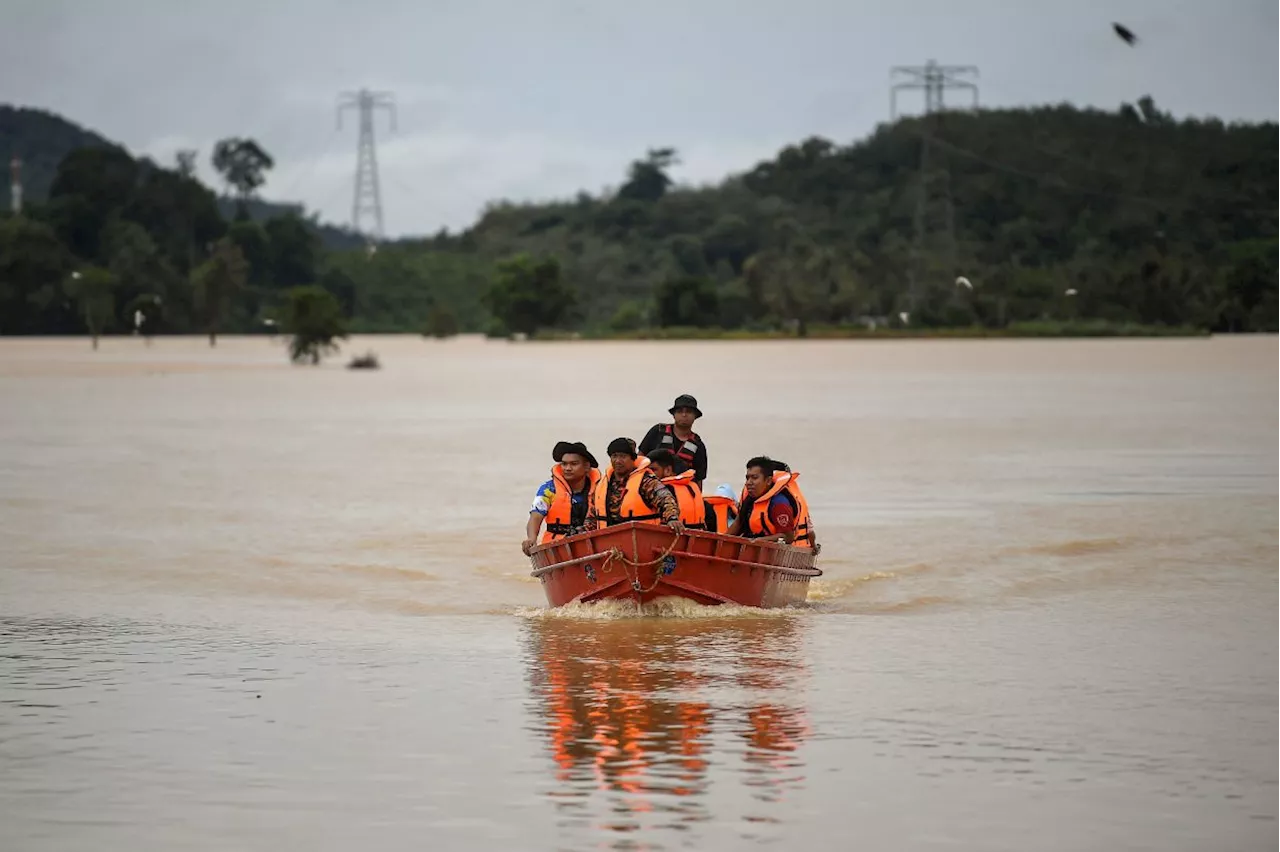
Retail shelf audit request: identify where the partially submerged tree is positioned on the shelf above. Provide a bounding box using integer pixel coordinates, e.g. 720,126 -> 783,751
191,237 -> 248,347
65,266 -> 118,349
283,285 -> 348,364
423,303 -> 459,339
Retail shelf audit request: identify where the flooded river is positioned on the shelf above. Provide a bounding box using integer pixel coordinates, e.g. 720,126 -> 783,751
1,334 -> 1275,851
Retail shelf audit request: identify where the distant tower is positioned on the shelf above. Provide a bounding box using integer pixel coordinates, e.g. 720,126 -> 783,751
9,156 -> 22,215
889,61 -> 979,314
889,59 -> 978,120
337,89 -> 396,241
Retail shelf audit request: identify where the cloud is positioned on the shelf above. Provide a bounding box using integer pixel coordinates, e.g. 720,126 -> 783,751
12,0 -> 1270,240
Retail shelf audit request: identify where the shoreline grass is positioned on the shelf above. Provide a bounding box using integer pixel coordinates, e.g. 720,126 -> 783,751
524,320 -> 1212,342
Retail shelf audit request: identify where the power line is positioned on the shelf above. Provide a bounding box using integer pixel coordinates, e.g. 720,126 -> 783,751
889,61 -> 979,314
337,89 -> 396,242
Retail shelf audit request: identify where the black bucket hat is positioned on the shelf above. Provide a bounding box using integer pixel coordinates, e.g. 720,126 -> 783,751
553,441 -> 598,468
668,394 -> 703,418
606,437 -> 638,458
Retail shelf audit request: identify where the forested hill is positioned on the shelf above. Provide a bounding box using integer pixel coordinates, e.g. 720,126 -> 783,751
0,106 -> 119,203
0,105 -> 363,250
0,97 -> 1276,341
431,96 -> 1276,335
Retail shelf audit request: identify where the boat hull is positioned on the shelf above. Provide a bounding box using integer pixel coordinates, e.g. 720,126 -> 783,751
529,522 -> 821,609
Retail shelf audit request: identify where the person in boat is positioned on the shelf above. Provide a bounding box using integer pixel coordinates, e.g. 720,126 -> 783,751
765,459 -> 818,548
728,455 -> 815,549
522,441 -> 601,556
704,483 -> 739,534
646,448 -> 706,529
638,394 -> 708,489
584,437 -> 685,533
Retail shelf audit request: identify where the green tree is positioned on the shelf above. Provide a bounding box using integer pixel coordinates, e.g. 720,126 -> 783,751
609,300 -> 646,332
264,213 -> 320,290
211,138 -> 274,214
191,238 -> 248,347
317,266 -> 358,318
0,215 -> 74,334
423,304 -> 459,338
103,219 -> 170,312
617,148 -> 679,202
65,266 -> 117,349
715,278 -> 754,329
226,219 -> 272,288
283,285 -> 348,364
45,147 -> 139,262
482,253 -> 574,337
703,214 -> 758,273
655,275 -> 718,328
47,146 -> 139,210
667,234 -> 708,277
4,99 -> 1278,338
125,166 -> 225,276
1216,238 -> 1278,332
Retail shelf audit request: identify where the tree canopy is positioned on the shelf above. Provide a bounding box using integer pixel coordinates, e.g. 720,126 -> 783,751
0,98 -> 1275,346
212,138 -> 275,213
1,105 -> 365,250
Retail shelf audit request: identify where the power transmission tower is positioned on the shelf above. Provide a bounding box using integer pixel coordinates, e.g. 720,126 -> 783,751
9,156 -> 22,215
889,61 -> 978,316
337,89 -> 396,241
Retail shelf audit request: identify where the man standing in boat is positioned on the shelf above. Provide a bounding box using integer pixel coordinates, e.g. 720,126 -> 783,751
522,441 -> 601,556
584,437 -> 684,533
646,448 -> 706,529
638,394 -> 708,489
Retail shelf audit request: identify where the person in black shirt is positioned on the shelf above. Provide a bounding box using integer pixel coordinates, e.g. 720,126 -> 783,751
638,394 -> 708,489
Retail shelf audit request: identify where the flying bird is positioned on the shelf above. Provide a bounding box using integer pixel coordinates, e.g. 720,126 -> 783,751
1113,23 -> 1138,46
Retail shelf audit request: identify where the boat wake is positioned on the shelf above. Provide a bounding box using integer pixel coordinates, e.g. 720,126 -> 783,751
510,596 -> 811,621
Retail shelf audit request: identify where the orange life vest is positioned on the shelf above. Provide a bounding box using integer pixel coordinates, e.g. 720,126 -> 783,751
703,495 -> 737,533
591,457 -> 664,528
541,464 -> 602,543
744,471 -> 813,547
660,470 -> 705,528
788,476 -> 814,546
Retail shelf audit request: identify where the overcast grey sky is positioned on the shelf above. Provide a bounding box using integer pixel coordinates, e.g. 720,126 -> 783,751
2,0 -> 1276,237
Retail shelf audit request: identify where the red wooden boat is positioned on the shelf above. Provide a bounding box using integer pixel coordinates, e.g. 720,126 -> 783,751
528,521 -> 822,609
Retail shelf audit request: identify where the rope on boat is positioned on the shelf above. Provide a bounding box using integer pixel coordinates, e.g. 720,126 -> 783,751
599,531 -> 682,594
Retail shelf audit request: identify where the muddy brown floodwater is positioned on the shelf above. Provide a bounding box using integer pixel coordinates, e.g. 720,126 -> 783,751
1,334 -> 1275,851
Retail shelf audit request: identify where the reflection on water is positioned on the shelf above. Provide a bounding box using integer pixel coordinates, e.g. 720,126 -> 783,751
521,607 -> 812,836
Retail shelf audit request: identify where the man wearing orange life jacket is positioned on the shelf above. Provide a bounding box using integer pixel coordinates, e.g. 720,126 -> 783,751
523,441 -> 602,556
584,437 -> 684,533
767,458 -> 818,550
727,455 -> 816,549
647,449 -> 706,529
